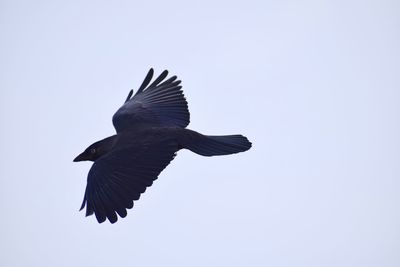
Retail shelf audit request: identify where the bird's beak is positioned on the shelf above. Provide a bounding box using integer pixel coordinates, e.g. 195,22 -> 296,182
73,152 -> 87,162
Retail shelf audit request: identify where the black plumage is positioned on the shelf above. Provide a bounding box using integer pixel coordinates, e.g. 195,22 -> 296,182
74,69 -> 252,223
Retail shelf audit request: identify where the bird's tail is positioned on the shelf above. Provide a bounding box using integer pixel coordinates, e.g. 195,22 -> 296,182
179,129 -> 252,156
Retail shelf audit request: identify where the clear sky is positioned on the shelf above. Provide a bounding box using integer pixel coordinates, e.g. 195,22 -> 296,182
1,0 -> 399,266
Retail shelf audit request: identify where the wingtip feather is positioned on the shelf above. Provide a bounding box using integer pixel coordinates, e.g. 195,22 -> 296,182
149,70 -> 169,88
137,68 -> 154,94
125,89 -> 134,103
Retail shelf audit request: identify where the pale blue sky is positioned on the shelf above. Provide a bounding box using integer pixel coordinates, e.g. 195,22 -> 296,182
1,0 -> 399,266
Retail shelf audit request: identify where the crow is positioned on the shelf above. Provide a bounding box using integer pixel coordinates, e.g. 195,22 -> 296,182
74,69 -> 252,223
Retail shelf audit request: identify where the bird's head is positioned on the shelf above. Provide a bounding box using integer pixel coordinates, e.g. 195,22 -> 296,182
73,136 -> 117,162
73,143 -> 102,162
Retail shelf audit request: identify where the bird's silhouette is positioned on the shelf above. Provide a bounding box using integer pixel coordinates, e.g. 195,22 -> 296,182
74,69 -> 252,223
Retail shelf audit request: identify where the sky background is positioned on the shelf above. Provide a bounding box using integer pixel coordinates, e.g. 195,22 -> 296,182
1,0 -> 399,266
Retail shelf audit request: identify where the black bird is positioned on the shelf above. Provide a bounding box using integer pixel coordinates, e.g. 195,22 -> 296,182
74,69 -> 252,223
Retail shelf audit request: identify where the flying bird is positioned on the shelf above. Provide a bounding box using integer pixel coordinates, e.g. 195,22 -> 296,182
74,69 -> 252,223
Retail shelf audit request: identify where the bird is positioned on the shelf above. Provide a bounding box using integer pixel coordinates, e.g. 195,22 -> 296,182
74,68 -> 252,224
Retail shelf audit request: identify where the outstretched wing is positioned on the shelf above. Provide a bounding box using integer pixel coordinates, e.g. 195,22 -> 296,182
80,138 -> 178,224
112,69 -> 190,132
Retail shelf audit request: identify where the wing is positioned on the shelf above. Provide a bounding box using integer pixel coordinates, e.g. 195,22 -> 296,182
80,138 -> 178,224
112,69 -> 190,132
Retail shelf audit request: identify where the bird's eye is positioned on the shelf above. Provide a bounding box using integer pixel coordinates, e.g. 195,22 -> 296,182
90,148 -> 96,154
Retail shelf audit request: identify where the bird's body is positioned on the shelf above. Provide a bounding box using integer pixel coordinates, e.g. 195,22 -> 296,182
74,69 -> 252,223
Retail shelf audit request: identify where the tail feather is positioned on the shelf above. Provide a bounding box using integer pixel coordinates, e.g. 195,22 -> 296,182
181,130 -> 252,156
